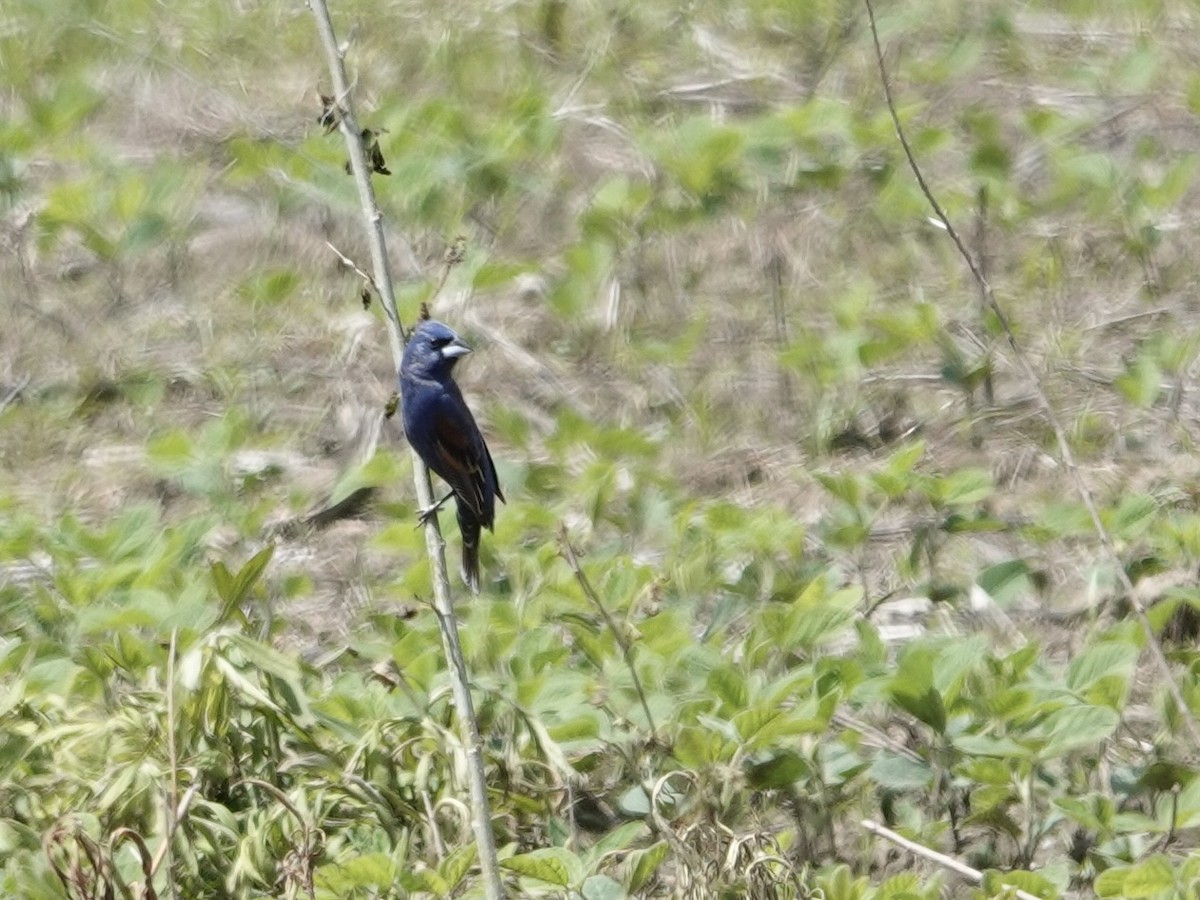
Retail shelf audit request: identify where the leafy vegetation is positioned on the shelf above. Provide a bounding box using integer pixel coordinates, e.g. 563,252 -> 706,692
4,0 -> 1200,896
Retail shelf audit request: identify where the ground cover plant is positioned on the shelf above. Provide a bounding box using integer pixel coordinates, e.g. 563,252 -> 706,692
4,0 -> 1200,896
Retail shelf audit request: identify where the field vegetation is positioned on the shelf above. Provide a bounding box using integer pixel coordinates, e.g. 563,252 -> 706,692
4,0 -> 1200,896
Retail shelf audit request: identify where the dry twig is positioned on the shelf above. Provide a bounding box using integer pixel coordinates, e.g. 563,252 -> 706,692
862,820 -> 1043,900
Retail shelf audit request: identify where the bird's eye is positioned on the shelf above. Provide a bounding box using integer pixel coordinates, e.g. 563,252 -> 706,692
430,337 -> 449,349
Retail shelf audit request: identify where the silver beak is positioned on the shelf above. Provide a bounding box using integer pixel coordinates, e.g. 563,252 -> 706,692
441,336 -> 472,359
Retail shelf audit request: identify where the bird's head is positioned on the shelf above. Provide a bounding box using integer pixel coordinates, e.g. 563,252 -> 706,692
402,320 -> 472,378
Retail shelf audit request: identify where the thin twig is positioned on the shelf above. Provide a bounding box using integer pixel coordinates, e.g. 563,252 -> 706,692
306,4 -> 504,896
861,820 -> 1043,900
558,526 -> 658,734
863,0 -> 1200,748
161,628 -> 179,898
973,185 -> 996,408
325,239 -> 379,294
430,234 -> 466,300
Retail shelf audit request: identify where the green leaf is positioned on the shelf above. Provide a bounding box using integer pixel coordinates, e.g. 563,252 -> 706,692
617,785 -> 650,817
316,852 -> 395,891
1030,705 -> 1120,758
1067,641 -> 1139,694
500,847 -> 581,887
329,451 -> 400,506
869,753 -> 933,790
1055,795 -> 1114,833
232,544 -> 274,602
891,686 -> 946,734
873,872 -> 925,899
928,468 -> 993,506
147,429 -> 194,469
213,545 -> 274,623
784,581 -> 861,650
889,645 -> 946,733
627,841 -> 668,892
1096,855 -> 1175,898
982,868 -> 1060,899
1094,867 -> 1129,897
210,561 -> 235,607
977,559 -> 1032,604
745,749 -> 811,789
1115,355 -> 1162,408
708,664 -> 748,710
581,874 -> 626,900
438,845 -> 477,891
1109,493 -> 1158,539
590,821 -> 647,860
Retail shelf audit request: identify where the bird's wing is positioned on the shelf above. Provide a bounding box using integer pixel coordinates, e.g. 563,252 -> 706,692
431,399 -> 490,520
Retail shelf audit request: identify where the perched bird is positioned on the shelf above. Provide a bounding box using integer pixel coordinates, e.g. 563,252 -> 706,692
399,320 -> 504,592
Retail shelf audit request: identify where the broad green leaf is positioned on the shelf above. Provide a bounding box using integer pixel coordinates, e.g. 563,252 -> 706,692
581,874 -> 626,900
951,733 -> 1027,758
745,750 -> 811,789
982,868 -> 1060,899
785,582 -> 861,650
1067,641 -> 1139,703
627,841 -> 668,892
438,845 -> 477,891
928,468 -> 993,506
708,664 -> 748,710
816,472 -> 861,507
617,785 -> 650,818
1094,855 -> 1175,898
977,560 -> 1032,604
210,561 -> 236,608
500,848 -> 581,887
315,852 -> 395,891
890,686 -> 946,734
869,754 -> 932,791
589,821 -> 647,860
873,871 -> 925,899
1055,795 -> 1114,834
1029,705 -> 1120,758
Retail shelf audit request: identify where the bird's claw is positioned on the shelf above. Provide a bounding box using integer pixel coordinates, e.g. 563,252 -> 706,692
415,491 -> 453,528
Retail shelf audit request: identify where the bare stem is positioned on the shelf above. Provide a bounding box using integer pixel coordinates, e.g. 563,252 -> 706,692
161,628 -> 179,898
559,526 -> 658,734
863,0 -> 1200,748
861,820 -> 1042,900
306,3 -> 504,896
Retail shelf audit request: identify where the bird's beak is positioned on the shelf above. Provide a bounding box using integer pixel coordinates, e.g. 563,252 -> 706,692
441,336 -> 472,359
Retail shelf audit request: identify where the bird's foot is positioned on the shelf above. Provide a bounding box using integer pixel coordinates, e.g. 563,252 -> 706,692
415,490 -> 455,527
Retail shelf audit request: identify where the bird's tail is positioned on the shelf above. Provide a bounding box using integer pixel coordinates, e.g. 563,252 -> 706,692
459,515 -> 482,594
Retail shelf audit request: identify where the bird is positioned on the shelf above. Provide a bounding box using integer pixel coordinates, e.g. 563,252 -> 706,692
399,320 -> 504,592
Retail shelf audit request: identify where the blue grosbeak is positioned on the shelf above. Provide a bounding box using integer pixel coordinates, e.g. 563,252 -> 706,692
399,321 -> 503,592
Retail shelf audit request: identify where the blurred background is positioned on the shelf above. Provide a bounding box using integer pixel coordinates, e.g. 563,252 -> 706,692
4,0 -> 1200,896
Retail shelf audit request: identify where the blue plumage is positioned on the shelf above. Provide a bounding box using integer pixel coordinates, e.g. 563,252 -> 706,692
399,321 -> 503,592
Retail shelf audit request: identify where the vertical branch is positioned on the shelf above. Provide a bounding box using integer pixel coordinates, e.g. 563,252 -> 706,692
305,4 -> 504,897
